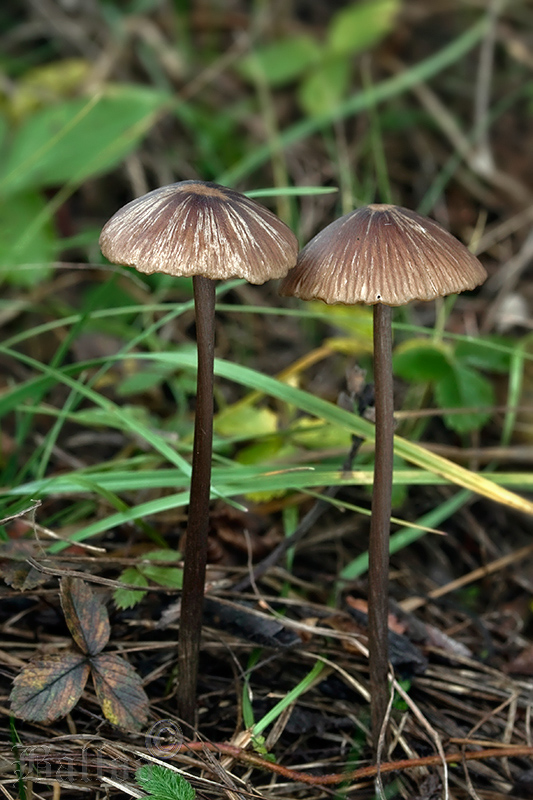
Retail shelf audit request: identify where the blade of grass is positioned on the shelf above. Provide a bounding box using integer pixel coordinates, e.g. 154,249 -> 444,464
252,660 -> 325,737
133,351 -> 533,516
2,349 -> 532,512
340,489 -> 471,581
4,465 -> 533,501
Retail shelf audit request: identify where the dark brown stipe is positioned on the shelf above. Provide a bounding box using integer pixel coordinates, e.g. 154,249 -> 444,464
177,275 -> 216,727
368,302 -> 394,746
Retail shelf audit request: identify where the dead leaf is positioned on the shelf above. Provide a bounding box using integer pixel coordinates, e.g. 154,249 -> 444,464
10,653 -> 90,722
346,596 -> 407,635
0,540 -> 47,590
90,653 -> 149,730
60,577 -> 110,656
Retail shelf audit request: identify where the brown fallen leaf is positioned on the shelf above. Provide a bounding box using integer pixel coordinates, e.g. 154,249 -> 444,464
11,577 -> 149,730
10,653 -> 90,723
0,540 -> 47,590
345,595 -> 407,635
90,653 -> 149,731
60,577 -> 110,656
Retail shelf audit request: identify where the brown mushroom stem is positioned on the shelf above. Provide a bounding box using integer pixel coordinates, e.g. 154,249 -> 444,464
177,274 -> 216,727
368,302 -> 394,748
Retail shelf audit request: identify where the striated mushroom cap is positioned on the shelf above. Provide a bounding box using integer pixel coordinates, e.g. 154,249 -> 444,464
100,180 -> 298,284
279,204 -> 487,306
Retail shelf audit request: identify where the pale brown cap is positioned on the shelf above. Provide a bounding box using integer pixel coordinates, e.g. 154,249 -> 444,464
99,180 -> 298,284
279,204 -> 487,306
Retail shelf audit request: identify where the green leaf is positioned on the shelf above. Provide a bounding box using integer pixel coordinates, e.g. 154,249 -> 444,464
393,339 -> 453,382
143,549 -> 182,562
454,336 -> 513,373
0,191 -> 56,284
0,85 -> 169,195
298,57 -> 351,117
215,404 -> 278,438
114,567 -> 149,610
138,563 -> 183,589
238,35 -> 320,87
136,764 -> 196,800
326,0 -> 400,57
435,364 -> 495,433
289,418 -> 351,450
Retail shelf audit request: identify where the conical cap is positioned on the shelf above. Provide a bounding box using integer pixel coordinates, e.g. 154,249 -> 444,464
100,181 -> 298,284
279,204 -> 487,306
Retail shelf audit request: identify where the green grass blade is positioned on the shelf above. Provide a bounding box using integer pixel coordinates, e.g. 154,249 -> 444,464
134,351 -> 533,515
252,659 -> 325,737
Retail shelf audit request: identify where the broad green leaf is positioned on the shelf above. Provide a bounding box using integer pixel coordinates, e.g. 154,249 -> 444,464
435,364 -> 495,433
215,404 -> 278,438
455,336 -> 513,373
393,339 -> 453,382
299,57 -> 351,117
326,0 -> 400,57
0,85 -> 169,196
236,434 -> 287,466
238,35 -> 320,87
289,418 -> 351,450
136,765 -> 196,800
114,568 -> 149,610
139,563 -> 183,589
10,653 -> 90,722
0,191 -> 56,284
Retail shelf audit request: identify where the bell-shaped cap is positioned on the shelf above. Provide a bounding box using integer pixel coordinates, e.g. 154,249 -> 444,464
100,180 -> 298,284
279,204 -> 487,306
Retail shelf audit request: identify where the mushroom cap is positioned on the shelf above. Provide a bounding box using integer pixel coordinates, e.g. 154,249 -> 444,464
99,180 -> 298,284
279,204 -> 487,306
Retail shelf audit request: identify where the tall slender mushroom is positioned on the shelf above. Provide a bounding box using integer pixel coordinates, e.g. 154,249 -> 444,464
100,180 -> 298,726
279,203 -> 487,747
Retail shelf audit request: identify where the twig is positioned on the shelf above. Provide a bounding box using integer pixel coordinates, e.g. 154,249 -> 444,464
177,741 -> 533,786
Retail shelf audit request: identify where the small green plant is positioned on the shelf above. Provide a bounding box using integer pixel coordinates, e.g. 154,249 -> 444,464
393,335 -> 511,433
114,549 -> 184,610
135,764 -> 195,800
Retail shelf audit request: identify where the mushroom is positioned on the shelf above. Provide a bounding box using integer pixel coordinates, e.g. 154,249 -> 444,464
100,180 -> 298,726
279,203 -> 487,746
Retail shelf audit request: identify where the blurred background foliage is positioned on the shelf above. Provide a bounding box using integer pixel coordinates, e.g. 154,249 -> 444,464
1,0 -> 533,517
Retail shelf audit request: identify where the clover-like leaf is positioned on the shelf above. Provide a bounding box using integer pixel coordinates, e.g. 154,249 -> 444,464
90,653 -> 149,730
60,577 -> 110,655
10,653 -> 90,722
114,567 -> 149,610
